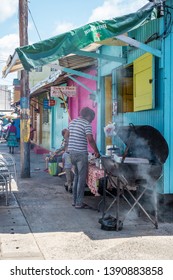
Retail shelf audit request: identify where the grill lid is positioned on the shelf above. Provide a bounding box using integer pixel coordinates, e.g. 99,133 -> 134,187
116,124 -> 169,164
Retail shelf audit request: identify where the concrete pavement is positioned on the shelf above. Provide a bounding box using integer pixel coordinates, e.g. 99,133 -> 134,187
0,142 -> 173,260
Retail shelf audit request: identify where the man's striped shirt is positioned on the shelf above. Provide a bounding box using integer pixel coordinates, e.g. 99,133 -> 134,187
68,117 -> 92,152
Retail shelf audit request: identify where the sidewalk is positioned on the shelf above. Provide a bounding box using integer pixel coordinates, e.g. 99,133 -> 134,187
0,142 -> 173,260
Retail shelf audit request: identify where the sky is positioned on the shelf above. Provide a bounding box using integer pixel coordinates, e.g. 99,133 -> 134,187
0,0 -> 149,89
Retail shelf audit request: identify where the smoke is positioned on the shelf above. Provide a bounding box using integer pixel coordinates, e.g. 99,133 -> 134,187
114,125 -> 162,216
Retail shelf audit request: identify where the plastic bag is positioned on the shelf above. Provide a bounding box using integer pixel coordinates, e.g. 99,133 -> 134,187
104,123 -> 117,137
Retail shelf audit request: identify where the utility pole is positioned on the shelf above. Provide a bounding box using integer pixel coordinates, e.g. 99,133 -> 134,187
19,0 -> 30,178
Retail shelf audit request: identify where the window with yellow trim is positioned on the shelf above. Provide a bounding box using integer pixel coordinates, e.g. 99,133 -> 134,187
116,53 -> 155,112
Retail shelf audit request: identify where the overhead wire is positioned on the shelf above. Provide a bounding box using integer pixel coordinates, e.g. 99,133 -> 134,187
144,3 -> 173,43
12,2 -> 42,93
28,7 -> 42,41
162,6 -> 173,39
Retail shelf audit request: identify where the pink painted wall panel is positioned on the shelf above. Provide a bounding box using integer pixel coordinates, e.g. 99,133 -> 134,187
68,69 -> 97,152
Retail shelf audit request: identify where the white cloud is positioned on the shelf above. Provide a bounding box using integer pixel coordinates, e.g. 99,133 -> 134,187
0,0 -> 18,23
52,0 -> 149,36
52,21 -> 76,36
88,0 -> 149,22
0,34 -> 19,53
0,1 -> 18,85
0,34 -> 19,86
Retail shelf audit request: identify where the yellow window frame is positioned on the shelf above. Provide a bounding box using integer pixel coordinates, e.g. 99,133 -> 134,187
133,52 -> 155,112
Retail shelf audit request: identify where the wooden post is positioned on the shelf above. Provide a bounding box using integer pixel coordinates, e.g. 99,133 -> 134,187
19,0 -> 30,178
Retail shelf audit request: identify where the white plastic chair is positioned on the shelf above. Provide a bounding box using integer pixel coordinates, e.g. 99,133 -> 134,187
0,160 -> 10,206
0,152 -> 18,191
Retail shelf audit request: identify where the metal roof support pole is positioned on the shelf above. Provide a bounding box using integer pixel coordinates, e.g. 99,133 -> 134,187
68,76 -> 96,95
62,67 -> 98,81
115,35 -> 162,58
75,50 -> 126,64
19,0 -> 30,178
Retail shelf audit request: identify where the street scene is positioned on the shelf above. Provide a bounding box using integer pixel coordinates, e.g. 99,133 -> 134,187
0,0 -> 173,271
0,141 -> 173,260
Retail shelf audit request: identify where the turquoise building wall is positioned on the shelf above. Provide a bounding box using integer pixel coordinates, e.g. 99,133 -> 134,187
99,5 -> 173,194
162,0 -> 173,193
51,97 -> 68,150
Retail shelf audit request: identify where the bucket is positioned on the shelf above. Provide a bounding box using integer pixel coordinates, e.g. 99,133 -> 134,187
48,162 -> 58,176
106,145 -> 113,156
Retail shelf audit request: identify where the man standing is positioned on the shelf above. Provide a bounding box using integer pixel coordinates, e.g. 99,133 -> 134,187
67,107 -> 100,209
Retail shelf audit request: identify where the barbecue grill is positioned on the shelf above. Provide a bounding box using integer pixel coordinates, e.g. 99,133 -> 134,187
100,124 -> 169,231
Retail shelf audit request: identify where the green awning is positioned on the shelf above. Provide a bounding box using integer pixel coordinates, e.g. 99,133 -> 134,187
11,3 -> 157,72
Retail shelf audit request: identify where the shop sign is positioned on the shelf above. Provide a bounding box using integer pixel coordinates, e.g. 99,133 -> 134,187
49,99 -> 56,106
51,86 -> 77,97
43,98 -> 51,109
20,97 -> 29,109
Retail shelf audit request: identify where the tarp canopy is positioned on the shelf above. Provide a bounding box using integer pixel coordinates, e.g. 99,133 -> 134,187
3,2 -> 157,75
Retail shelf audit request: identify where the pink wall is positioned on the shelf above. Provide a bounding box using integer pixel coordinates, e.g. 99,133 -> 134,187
68,68 -> 97,152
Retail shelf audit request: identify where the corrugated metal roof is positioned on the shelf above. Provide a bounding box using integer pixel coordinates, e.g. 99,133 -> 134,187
59,53 -> 97,69
30,53 -> 97,97
30,72 -> 68,97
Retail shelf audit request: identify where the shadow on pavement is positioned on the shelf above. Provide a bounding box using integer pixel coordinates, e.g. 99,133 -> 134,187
1,142 -> 173,241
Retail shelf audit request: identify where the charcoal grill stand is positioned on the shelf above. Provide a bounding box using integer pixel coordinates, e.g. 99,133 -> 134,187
100,124 -> 169,231
101,167 -> 160,230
